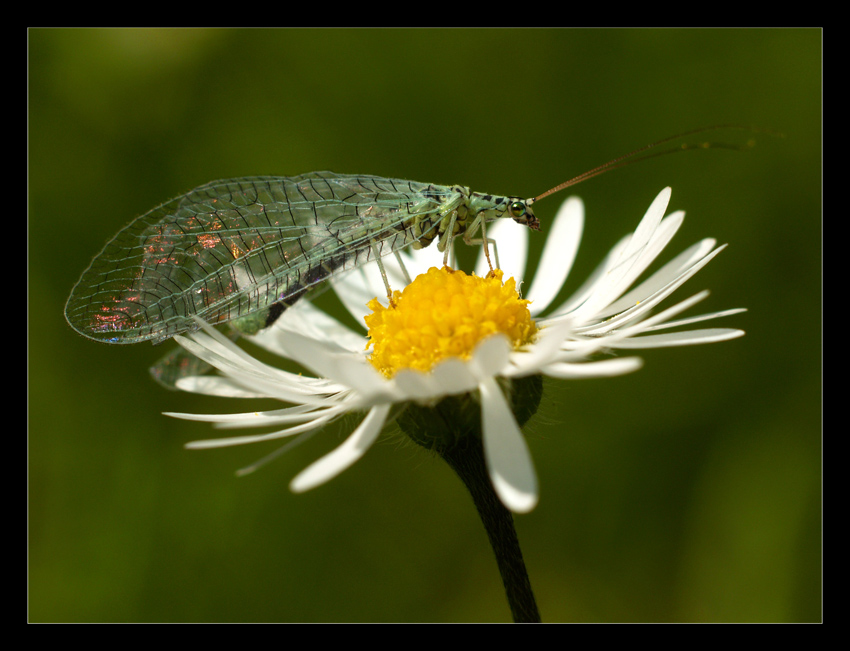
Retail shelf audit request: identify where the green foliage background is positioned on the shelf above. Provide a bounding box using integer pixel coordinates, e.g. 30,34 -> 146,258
29,29 -> 820,622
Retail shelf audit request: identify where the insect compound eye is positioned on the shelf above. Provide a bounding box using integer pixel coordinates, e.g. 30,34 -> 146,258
509,201 -> 526,219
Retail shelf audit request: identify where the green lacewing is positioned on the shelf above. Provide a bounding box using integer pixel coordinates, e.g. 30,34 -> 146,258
64,172 -> 540,346
65,127 -> 759,355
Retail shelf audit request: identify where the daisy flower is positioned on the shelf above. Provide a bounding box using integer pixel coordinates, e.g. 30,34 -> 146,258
166,186 -> 745,515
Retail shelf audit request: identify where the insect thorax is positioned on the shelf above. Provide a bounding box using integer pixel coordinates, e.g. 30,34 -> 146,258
409,185 -> 472,250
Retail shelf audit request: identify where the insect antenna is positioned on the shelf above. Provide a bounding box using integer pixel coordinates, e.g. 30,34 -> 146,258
530,125 -> 779,205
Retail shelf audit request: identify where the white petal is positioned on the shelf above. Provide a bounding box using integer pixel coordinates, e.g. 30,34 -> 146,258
383,249 -> 422,286
405,242 -> 447,277
595,237 -> 716,319
542,357 -> 644,378
608,328 -> 746,348
183,412 -> 340,449
393,368 -> 442,401
548,234 -> 629,317
290,403 -> 391,493
236,430 -> 319,477
626,187 -> 672,260
538,335 -> 620,363
262,301 -> 365,353
579,291 -> 710,345
429,357 -> 479,395
526,195 -> 584,315
595,211 -> 684,312
174,331 -> 260,377
317,354 -> 390,400
272,330 -> 389,397
578,242 -> 727,337
479,377 -> 538,513
392,336 -> 513,401
334,266 -> 384,324
639,307 -> 747,332
474,218 -> 528,280
569,188 -> 674,321
167,402 -> 333,425
506,319 -> 575,375
174,334 -> 334,403
174,375 -> 269,398
177,333 -> 345,405
468,335 -> 511,379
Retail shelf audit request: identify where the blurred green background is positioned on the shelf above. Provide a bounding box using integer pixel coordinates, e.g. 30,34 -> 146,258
29,29 -> 820,622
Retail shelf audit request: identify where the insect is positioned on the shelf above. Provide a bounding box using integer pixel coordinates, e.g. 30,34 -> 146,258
65,127 -> 760,350
64,172 -> 540,346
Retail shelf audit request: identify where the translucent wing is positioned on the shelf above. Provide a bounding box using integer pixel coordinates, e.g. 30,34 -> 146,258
65,172 -> 462,344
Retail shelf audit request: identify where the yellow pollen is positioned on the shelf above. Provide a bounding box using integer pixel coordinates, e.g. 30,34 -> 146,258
364,266 -> 538,378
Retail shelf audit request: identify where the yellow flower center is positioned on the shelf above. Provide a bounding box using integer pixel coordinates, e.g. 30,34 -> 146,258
364,266 -> 538,378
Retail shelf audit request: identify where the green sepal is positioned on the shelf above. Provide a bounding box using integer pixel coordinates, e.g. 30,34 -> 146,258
396,374 -> 543,453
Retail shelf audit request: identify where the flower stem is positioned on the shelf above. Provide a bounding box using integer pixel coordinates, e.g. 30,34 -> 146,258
437,437 -> 541,623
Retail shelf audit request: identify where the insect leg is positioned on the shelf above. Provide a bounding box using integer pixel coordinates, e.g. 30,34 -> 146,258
393,250 -> 412,285
370,238 -> 395,306
463,214 -> 500,272
480,218 -> 500,271
440,211 -> 459,267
